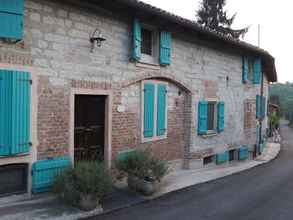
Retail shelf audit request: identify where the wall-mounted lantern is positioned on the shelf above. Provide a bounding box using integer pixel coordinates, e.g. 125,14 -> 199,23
90,28 -> 106,52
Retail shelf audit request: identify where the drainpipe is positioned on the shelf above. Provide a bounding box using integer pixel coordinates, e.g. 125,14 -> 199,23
258,68 -> 264,155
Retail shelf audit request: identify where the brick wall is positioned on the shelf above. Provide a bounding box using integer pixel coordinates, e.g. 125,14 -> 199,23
37,76 -> 70,160
244,99 -> 257,147
112,82 -> 188,162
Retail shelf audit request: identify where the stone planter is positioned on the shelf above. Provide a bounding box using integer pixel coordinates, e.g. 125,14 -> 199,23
139,179 -> 157,196
127,175 -> 158,196
79,194 -> 99,211
127,174 -> 140,191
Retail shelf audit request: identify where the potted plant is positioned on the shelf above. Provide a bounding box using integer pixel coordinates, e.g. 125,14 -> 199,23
53,161 -> 112,211
116,150 -> 169,196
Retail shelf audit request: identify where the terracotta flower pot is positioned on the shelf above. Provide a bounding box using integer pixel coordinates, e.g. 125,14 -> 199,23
139,179 -> 157,196
127,174 -> 140,191
127,175 -> 158,196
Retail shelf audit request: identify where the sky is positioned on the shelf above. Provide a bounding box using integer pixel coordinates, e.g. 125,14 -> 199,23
142,0 -> 292,83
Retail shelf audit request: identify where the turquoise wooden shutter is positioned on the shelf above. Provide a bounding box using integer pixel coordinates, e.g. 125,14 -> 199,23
238,146 -> 249,160
262,96 -> 266,118
11,71 -> 31,154
117,149 -> 136,162
143,83 -> 155,138
0,0 -> 24,40
256,95 -> 261,119
32,157 -> 71,193
216,151 -> 229,164
132,18 -> 141,61
253,58 -> 261,84
157,84 -> 167,136
242,57 -> 249,83
217,102 -> 225,132
198,101 -> 208,135
0,70 -> 12,156
160,31 -> 172,65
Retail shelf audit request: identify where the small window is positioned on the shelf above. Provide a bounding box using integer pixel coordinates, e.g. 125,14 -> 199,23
203,155 -> 214,165
139,26 -> 159,65
229,150 -> 236,161
141,28 -> 153,56
248,59 -> 254,81
0,164 -> 28,196
207,102 -> 217,131
198,100 -> 224,135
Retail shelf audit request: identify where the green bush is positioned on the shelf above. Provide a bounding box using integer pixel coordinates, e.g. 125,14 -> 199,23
269,112 -> 280,129
116,150 -> 169,182
53,162 -> 112,206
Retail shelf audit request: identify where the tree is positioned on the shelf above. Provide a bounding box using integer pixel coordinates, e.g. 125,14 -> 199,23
196,0 -> 249,39
270,83 -> 293,124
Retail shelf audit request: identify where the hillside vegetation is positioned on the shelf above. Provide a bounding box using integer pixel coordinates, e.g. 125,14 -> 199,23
269,83 -> 293,122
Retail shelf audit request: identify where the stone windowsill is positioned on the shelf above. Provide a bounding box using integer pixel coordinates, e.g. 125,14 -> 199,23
202,131 -> 218,138
135,61 -> 160,70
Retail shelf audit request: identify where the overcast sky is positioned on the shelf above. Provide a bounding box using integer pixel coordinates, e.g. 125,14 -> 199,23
142,0 -> 291,83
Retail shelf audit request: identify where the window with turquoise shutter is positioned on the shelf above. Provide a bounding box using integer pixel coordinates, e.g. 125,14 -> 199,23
253,58 -> 262,84
11,71 -> 31,154
198,101 -> 225,135
0,70 -> 12,156
143,81 -> 168,141
242,57 -> 249,84
160,31 -> 171,65
132,18 -> 141,61
256,95 -> 266,119
261,96 -> 266,118
243,56 -> 262,85
217,102 -> 225,132
0,0 -> 24,40
143,83 -> 155,138
256,95 -> 261,119
157,84 -> 167,136
198,101 -> 208,135
0,70 -> 31,156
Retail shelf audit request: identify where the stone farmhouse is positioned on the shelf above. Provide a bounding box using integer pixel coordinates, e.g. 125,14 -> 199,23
0,0 -> 277,196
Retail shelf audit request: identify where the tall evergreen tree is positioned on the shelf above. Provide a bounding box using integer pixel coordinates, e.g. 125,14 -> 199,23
196,0 -> 248,39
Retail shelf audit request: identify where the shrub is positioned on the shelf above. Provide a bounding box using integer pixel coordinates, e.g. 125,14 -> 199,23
116,149 -> 169,182
53,161 -> 112,207
149,157 -> 169,182
269,112 -> 280,129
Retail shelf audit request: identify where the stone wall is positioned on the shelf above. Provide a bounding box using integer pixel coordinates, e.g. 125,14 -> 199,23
0,0 -> 269,167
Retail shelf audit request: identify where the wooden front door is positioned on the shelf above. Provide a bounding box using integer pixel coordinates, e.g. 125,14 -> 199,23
74,95 -> 106,163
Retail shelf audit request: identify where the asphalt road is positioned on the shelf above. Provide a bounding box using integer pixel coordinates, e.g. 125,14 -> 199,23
91,123 -> 292,220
